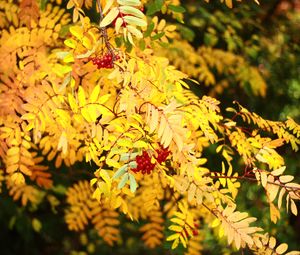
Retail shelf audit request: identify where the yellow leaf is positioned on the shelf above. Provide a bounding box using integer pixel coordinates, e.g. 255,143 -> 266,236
81,107 -> 93,122
266,138 -> 285,148
173,133 -> 183,152
69,25 -> 83,39
269,236 -> 276,249
89,85 -> 100,103
115,17 -> 123,34
276,243 -> 288,254
166,233 -> 180,241
10,172 -> 25,185
174,212 -> 186,220
20,164 -> 32,176
100,7 -> 119,27
278,188 -> 285,209
98,94 -> 111,104
117,139 -> 133,148
78,86 -> 86,107
100,169 -> 111,185
6,164 -> 19,173
170,218 -> 185,226
133,140 -> 148,148
179,234 -> 187,248
58,131 -> 68,155
21,113 -> 36,121
106,158 -> 121,168
211,218 -> 220,227
261,172 -> 268,188
82,36 -> 92,50
268,183 -> 280,202
168,225 -> 183,232
103,0 -> 114,14
7,147 -> 20,156
68,93 -> 78,113
290,199 -> 297,216
270,202 -> 280,223
171,238 -> 179,249
149,106 -> 159,134
63,53 -> 74,63
90,178 -> 97,186
225,0 -> 233,8
123,15 -> 147,27
271,166 -> 286,176
187,183 -> 196,202
92,187 -> 101,202
64,38 -> 77,49
279,175 -> 294,183
127,25 -> 143,38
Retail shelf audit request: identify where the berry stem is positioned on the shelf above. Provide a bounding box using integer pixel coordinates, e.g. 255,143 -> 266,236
96,0 -> 115,58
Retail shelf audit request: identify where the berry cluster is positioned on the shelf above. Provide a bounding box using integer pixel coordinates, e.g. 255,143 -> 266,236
132,146 -> 170,175
155,146 -> 170,164
90,53 -> 120,69
133,150 -> 155,174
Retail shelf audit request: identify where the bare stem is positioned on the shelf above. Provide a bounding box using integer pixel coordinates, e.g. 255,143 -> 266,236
95,0 -> 115,57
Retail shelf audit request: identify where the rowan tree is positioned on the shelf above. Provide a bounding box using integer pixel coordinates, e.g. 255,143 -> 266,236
0,0 -> 300,254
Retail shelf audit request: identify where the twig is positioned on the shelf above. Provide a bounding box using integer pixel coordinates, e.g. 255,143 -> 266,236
95,0 -> 116,58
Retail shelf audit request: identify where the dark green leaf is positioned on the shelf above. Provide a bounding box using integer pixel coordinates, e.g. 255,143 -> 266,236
151,32 -> 165,40
168,5 -> 185,13
146,0 -> 164,16
144,22 -> 155,37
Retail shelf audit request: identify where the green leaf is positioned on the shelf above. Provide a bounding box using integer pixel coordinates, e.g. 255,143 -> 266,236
146,0 -> 164,16
118,173 -> 129,189
115,36 -> 123,47
113,164 -> 128,179
129,173 -> 137,192
40,0 -> 47,10
51,185 -> 67,195
144,22 -> 155,37
139,39 -> 146,50
100,7 -> 119,27
168,5 -> 185,13
128,161 -> 137,169
120,152 -> 138,161
151,32 -> 165,40
178,26 -> 195,42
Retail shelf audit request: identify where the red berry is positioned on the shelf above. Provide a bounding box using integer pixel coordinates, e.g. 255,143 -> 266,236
133,150 -> 156,175
192,230 -> 198,236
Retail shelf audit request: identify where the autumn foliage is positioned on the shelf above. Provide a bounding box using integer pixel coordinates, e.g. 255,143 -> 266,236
0,0 -> 300,254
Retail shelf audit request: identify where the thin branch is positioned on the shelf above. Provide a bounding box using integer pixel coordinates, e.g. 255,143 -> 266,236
95,0 -> 116,57
207,171 -> 300,194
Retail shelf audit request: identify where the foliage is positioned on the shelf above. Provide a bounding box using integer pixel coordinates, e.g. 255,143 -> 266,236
0,0 -> 300,254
